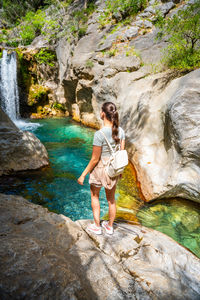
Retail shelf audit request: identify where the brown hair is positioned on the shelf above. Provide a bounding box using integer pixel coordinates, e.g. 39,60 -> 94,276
101,102 -> 120,144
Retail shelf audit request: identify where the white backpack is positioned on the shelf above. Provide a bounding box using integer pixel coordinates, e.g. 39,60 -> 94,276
100,130 -> 128,178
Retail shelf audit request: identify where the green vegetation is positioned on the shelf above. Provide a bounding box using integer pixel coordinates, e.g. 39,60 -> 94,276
15,49 -> 31,88
155,1 -> 200,70
85,59 -> 94,68
99,0 -> 147,27
0,0 -> 96,46
0,0 -> 51,26
34,49 -> 56,66
0,9 -> 46,46
125,46 -> 141,58
52,102 -> 66,111
28,85 -> 49,105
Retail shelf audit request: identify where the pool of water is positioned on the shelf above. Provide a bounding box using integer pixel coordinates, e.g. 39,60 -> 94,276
0,117 -> 200,258
0,117 -> 109,220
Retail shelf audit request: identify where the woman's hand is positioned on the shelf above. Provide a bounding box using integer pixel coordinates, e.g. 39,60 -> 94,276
77,174 -> 85,185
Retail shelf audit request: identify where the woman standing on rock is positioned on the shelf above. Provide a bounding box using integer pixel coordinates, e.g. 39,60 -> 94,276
77,102 -> 125,235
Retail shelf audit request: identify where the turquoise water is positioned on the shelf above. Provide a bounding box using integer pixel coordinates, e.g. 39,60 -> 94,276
0,117 -> 108,220
0,117 -> 200,258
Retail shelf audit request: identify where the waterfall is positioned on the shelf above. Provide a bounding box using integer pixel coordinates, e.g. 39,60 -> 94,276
0,49 -> 20,120
0,49 -> 41,131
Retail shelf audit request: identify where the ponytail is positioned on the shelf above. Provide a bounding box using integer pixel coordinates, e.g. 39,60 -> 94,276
101,102 -> 120,144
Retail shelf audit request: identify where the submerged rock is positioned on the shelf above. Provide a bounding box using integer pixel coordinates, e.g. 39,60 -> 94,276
0,193 -> 199,299
0,108 -> 49,175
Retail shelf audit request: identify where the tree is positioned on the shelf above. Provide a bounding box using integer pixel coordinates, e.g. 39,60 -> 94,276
1,0 -> 49,25
155,1 -> 200,70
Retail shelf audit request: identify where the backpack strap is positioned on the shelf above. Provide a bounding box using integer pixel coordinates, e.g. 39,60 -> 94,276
100,130 -> 115,154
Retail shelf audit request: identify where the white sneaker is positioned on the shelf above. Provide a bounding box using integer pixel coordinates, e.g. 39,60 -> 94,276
102,221 -> 114,235
86,223 -> 102,235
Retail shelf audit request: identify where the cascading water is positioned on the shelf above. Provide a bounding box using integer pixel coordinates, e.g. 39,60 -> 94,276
0,49 -> 20,120
0,49 -> 40,131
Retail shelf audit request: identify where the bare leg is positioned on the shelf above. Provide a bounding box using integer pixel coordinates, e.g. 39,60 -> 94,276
105,185 -> 116,227
90,185 -> 101,227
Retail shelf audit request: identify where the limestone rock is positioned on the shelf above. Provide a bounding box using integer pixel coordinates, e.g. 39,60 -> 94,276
0,108 -> 49,175
156,1 -> 176,16
143,20 -> 153,29
0,194 -> 150,300
124,27 -> 139,40
104,55 -> 141,72
118,68 -> 200,203
130,27 -> 168,65
98,32 -> 120,51
78,220 -> 200,300
0,193 -> 200,300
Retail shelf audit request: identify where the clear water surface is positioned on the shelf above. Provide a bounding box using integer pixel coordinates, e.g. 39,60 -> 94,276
0,117 -> 200,258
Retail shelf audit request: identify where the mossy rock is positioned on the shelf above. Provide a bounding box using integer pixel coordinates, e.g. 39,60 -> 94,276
28,84 -> 50,106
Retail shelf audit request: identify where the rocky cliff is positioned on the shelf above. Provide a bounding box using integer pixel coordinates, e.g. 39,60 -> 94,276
0,193 -> 199,299
12,0 -> 200,202
0,108 -> 49,175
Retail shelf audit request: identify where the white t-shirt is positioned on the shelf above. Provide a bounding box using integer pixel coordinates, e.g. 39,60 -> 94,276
93,126 -> 125,157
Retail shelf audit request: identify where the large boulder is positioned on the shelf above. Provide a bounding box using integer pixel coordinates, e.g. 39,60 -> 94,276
118,68 -> 200,203
0,108 -> 49,175
0,193 -> 199,299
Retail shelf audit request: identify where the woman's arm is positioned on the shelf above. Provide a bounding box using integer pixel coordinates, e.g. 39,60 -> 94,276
121,139 -> 125,150
77,145 -> 102,185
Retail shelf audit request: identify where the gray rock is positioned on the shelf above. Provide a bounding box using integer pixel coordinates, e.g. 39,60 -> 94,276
134,20 -> 144,28
0,193 -> 149,300
1,193 -> 200,300
118,68 -> 200,203
124,27 -> 139,40
0,108 -> 49,176
78,220 -> 200,300
98,32 -> 119,51
56,37 -> 72,83
156,1 -> 176,16
144,6 -> 156,14
72,30 -> 104,67
105,55 -> 141,72
143,20 -> 153,28
139,11 -> 153,18
130,28 -> 168,64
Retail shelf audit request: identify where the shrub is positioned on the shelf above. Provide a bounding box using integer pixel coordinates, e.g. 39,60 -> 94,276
19,10 -> 46,45
52,102 -> 66,111
28,85 -> 49,105
0,0 -> 54,26
155,1 -> 200,70
99,0 -> 147,26
34,49 -> 56,67
85,59 -> 94,68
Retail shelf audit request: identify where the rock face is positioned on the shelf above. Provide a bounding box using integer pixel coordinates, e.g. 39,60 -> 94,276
17,0 -> 200,202
0,193 -> 200,299
0,108 -> 49,175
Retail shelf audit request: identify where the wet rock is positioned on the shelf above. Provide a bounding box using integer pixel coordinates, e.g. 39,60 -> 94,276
0,108 -> 49,176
